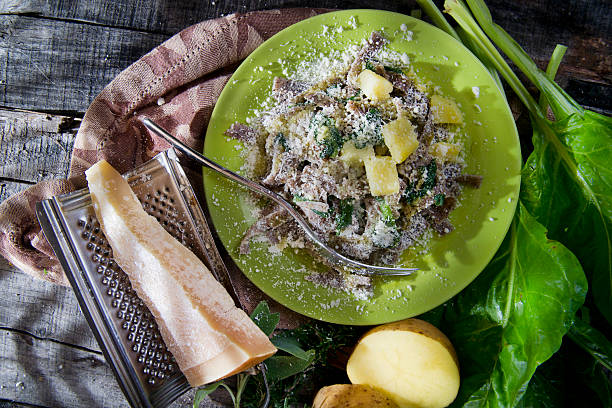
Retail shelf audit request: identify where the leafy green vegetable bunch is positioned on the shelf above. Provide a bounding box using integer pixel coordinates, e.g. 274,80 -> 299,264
415,0 -> 612,406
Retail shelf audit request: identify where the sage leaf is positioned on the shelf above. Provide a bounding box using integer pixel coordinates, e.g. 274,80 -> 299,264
250,301 -> 280,337
265,350 -> 316,382
271,332 -> 311,360
445,203 -> 587,407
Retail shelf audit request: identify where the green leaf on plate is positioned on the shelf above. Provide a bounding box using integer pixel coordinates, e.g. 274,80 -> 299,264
265,350 -> 316,382
443,203 -> 587,407
250,301 -> 280,337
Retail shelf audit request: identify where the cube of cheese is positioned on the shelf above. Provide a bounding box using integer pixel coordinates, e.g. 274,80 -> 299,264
340,142 -> 375,166
431,142 -> 462,162
382,117 -> 419,163
430,95 -> 463,124
364,156 -> 400,196
357,70 -> 393,101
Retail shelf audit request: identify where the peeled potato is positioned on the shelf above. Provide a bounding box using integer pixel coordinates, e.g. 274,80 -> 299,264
313,384 -> 399,408
346,319 -> 460,408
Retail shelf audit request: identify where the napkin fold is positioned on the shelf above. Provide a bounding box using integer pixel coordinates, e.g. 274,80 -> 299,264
0,8 -> 326,322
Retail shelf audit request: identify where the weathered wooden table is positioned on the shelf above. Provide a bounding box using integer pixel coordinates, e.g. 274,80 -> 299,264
0,1 -> 610,407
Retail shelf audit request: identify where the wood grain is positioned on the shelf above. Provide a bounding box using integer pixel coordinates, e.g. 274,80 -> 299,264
0,15 -> 168,112
0,1 -> 610,407
0,327 -> 122,407
0,1 -> 609,115
0,257 -> 99,351
0,0 -> 410,34
0,109 -> 78,183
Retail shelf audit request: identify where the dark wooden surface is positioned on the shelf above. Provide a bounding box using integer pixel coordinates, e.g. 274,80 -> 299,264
0,1 -> 610,407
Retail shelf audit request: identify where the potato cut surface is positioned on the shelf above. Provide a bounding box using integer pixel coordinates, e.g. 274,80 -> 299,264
357,69 -> 393,100
347,321 -> 459,408
383,117 -> 419,163
313,384 -> 399,408
364,156 -> 400,196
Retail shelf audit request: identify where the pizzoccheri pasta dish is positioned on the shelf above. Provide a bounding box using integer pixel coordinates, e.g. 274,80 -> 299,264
226,32 -> 482,293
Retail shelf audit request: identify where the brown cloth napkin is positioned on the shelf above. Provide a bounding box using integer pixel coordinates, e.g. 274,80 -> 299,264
0,8 -> 327,323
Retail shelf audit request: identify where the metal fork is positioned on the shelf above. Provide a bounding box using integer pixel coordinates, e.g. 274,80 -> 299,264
142,118 -> 417,277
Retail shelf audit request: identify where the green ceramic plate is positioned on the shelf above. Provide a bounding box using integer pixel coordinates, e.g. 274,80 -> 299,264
204,10 -> 521,325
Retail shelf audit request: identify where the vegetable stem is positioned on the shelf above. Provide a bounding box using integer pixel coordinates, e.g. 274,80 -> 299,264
539,44 -> 568,112
444,0 -> 544,118
464,0 -> 583,119
416,0 -> 461,41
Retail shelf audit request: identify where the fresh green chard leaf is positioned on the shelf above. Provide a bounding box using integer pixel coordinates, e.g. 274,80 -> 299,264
568,317 -> 612,371
521,111 -> 612,325
434,193 -> 445,206
250,301 -> 280,337
444,0 -> 612,324
335,199 -> 354,234
442,203 -> 586,407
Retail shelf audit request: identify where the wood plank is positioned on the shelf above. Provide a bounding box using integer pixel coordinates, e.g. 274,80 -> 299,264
0,327 -> 124,407
0,179 -> 32,203
0,2 -> 609,115
0,15 -> 168,113
0,322 -> 219,407
0,0 -> 409,35
0,109 -> 78,183
0,256 -> 100,351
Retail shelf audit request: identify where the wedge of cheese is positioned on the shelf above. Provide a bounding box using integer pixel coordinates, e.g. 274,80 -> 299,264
85,160 -> 276,387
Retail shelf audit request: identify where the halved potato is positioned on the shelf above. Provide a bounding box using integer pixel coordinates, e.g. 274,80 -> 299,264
347,319 -> 460,408
313,384 -> 399,408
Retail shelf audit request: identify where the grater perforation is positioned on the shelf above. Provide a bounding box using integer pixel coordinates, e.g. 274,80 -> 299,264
36,150 -> 237,408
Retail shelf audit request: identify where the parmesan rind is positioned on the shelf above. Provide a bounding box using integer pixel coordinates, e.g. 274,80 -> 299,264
85,160 -> 276,386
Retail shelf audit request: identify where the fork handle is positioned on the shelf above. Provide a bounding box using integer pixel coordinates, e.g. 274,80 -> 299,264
142,118 -> 323,244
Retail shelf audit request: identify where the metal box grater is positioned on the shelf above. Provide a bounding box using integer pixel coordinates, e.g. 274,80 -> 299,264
36,149 -> 238,408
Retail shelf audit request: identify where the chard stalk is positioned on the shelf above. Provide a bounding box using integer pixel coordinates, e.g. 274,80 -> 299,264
417,0 -> 503,92
444,0 -> 543,119
415,0 -> 461,41
539,44 -> 568,111
464,0 -> 583,119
